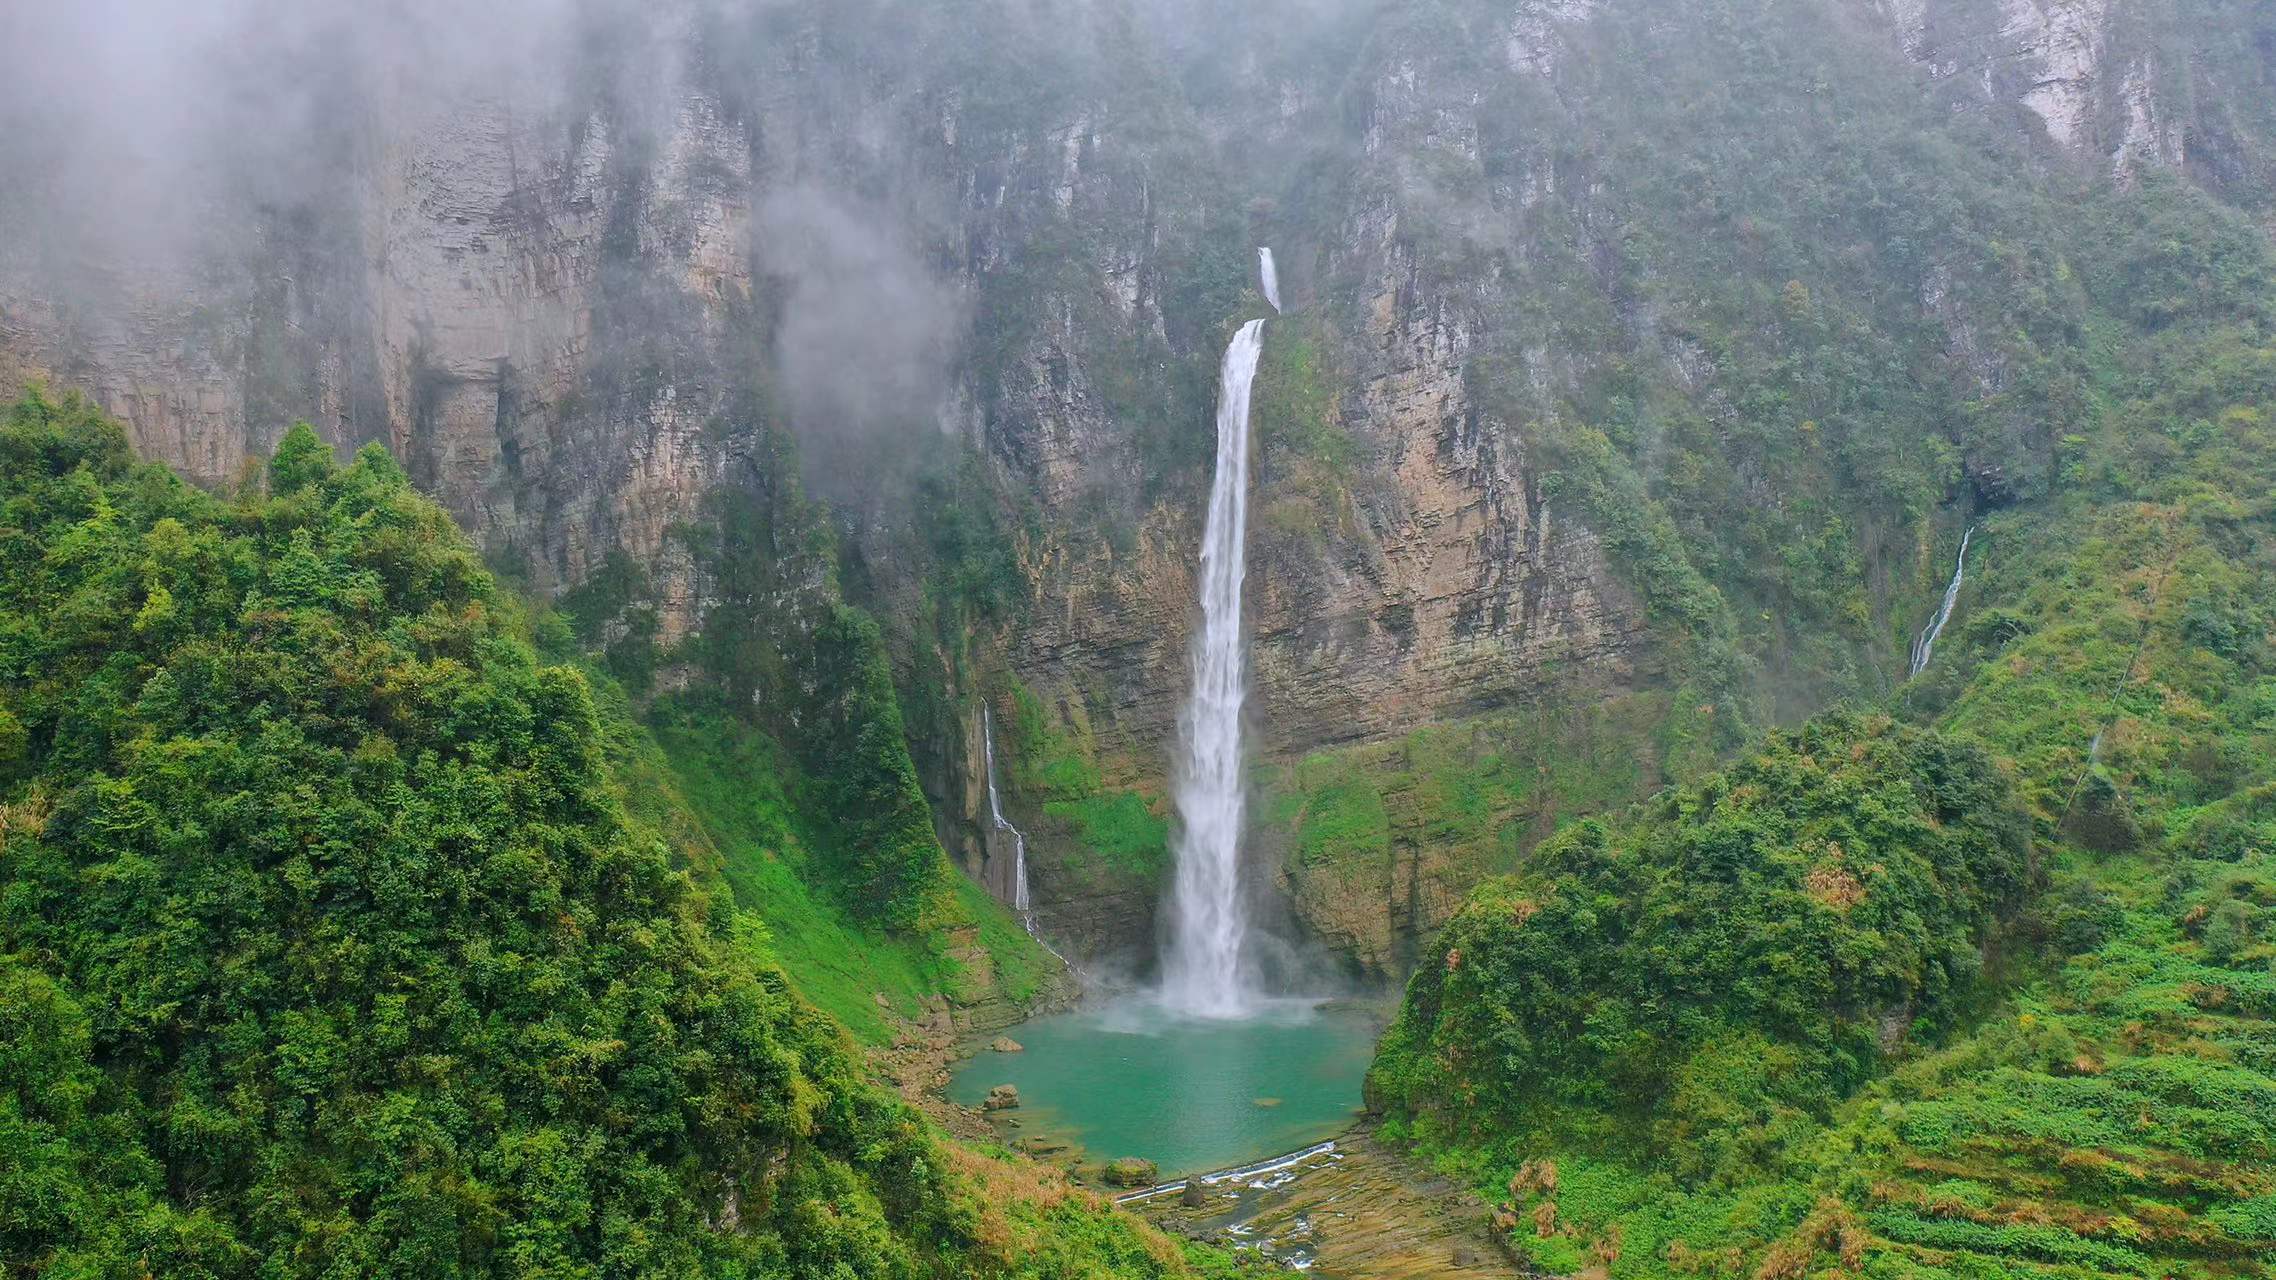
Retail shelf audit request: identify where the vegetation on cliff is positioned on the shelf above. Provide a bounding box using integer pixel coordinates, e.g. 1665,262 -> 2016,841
0,391 -> 1231,1279
1368,144 -> 2276,1280
1371,715 -> 2036,1180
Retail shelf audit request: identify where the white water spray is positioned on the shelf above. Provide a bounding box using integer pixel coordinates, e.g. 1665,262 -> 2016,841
1910,526 -> 1974,677
1257,248 -> 1283,314
1161,316 -> 1268,1019
981,705 -> 1035,933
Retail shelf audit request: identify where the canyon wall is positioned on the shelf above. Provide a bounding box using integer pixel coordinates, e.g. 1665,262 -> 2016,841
4,0 -> 2270,979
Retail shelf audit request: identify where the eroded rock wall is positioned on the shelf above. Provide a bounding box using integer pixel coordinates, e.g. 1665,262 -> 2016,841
1870,0 -> 2276,202
8,0 -> 2272,982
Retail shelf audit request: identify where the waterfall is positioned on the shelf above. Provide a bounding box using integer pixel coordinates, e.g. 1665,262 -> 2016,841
1257,248 -> 1283,314
1910,526 -> 1974,677
1161,316 -> 1268,1019
982,705 -> 1037,934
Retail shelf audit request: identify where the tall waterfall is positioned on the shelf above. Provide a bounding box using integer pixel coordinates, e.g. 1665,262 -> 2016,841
1161,317 -> 1268,1018
1910,526 -> 1974,677
1258,247 -> 1283,314
982,705 -> 1036,933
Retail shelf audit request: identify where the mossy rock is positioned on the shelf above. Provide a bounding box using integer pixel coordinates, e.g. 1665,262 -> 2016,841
1102,1157 -> 1159,1187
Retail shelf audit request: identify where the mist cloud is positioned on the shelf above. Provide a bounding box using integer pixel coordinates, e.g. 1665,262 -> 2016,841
757,184 -> 966,501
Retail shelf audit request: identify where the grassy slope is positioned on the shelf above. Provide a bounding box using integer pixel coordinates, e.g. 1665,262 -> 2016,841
641,696 -> 1055,1046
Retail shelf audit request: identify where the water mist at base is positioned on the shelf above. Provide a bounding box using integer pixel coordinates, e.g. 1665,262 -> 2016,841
1159,317 -> 1268,1019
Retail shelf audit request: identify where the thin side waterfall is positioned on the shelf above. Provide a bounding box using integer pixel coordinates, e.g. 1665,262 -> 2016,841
1257,247 -> 1283,314
1910,526 -> 1974,677
982,706 -> 1071,967
1161,316 -> 1268,1019
981,706 -> 1034,931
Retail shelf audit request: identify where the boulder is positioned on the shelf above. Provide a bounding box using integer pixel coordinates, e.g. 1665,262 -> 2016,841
1179,1178 -> 1207,1208
983,1084 -> 1020,1111
1102,1157 -> 1159,1188
990,1037 -> 1024,1053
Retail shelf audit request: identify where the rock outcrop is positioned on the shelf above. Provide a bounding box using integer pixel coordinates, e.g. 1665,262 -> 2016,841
1871,0 -> 2275,202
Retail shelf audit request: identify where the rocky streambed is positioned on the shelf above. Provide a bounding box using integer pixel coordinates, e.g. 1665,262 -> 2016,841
1121,1124 -> 1530,1278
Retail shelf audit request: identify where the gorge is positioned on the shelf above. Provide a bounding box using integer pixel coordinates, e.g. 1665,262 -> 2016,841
4,1 -> 2276,1277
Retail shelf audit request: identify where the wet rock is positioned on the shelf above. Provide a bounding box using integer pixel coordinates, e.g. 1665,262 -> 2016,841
983,1084 -> 1020,1111
1102,1157 -> 1159,1188
1253,1096 -> 1282,1108
990,1037 -> 1024,1053
1129,1124 -> 1519,1278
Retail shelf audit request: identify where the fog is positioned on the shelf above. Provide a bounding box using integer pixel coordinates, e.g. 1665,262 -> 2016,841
0,0 -> 959,498
0,0 -> 1386,504
0,1 -> 608,275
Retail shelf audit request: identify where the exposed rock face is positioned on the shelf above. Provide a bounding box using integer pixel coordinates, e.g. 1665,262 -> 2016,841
1249,257 -> 1648,760
7,0 -> 2271,983
2,74 -> 754,640
1872,0 -> 2274,200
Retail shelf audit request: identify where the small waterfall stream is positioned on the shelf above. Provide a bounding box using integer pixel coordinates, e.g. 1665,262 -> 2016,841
1161,315 -> 1269,1018
1910,526 -> 1974,677
982,705 -> 1035,932
1258,247 -> 1283,314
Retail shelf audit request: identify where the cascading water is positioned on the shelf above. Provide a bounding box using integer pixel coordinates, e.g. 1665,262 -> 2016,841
1910,526 -> 1974,677
1160,316 -> 1268,1019
1257,247 -> 1283,314
982,705 -> 1035,932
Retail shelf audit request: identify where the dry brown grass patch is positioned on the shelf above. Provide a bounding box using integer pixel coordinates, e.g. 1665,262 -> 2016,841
1806,864 -> 1867,911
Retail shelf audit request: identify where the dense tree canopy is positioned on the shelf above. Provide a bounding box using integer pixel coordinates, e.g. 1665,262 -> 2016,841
1371,714 -> 2035,1180
0,394 -> 1208,1279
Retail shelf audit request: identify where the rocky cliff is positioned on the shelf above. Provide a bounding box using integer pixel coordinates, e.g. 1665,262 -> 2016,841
5,0 -> 2271,981
1875,0 -> 2276,206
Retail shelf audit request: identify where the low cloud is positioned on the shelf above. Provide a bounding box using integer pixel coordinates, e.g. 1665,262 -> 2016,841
757,185 -> 966,501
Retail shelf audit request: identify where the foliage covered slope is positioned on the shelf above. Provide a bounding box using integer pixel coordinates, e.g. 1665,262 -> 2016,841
1370,715 -> 2036,1184
1365,129 -> 2276,1277
0,391 -> 1224,1279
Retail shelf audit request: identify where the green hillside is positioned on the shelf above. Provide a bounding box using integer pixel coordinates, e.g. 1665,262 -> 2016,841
0,390 -> 1231,1279
1366,143 -> 2276,1277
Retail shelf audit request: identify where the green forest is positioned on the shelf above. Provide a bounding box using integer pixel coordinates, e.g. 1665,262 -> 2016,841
0,393 -> 1246,1278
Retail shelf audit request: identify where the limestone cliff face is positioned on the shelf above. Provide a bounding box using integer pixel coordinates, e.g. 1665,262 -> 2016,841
1,67 -> 755,644
7,0 -> 2272,984
1247,229 -> 1649,759
1871,0 -> 2275,203
990,1 -> 1657,976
